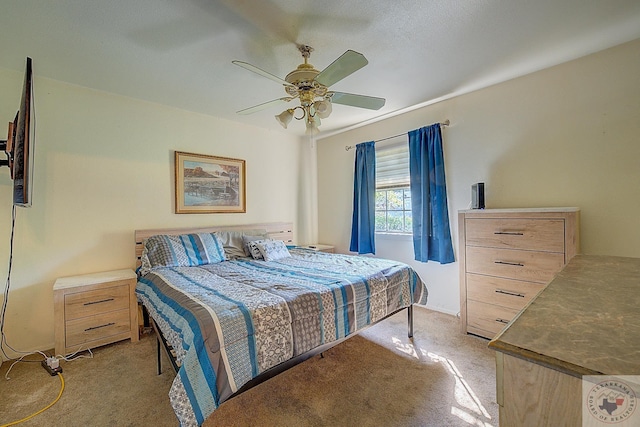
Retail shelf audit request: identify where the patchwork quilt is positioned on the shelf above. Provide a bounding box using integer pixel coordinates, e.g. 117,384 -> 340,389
136,248 -> 427,426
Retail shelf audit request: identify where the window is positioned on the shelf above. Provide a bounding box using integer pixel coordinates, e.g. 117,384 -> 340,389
375,187 -> 412,233
375,141 -> 411,234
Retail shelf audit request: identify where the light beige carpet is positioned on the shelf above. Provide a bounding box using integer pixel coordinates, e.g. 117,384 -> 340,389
0,307 -> 498,426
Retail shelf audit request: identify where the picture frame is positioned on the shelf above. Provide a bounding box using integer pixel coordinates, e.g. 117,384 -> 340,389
174,151 -> 246,214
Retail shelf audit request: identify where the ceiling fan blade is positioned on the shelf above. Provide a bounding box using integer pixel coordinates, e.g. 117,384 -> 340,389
330,92 -> 385,110
232,60 -> 293,87
236,97 -> 292,115
220,0 -> 299,44
315,50 -> 368,87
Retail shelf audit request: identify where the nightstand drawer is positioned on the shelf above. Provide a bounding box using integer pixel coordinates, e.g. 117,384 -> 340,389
467,274 -> 544,311
64,282 -> 130,320
65,308 -> 131,349
466,246 -> 564,283
467,300 -> 519,338
465,218 -> 565,252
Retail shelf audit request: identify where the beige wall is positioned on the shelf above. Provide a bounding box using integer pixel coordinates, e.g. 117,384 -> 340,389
0,71 -> 307,359
317,39 -> 640,315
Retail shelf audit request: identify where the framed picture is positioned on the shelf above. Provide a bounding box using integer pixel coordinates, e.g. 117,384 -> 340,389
174,151 -> 246,214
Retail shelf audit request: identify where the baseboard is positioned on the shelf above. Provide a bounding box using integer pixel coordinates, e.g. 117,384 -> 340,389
420,303 -> 459,317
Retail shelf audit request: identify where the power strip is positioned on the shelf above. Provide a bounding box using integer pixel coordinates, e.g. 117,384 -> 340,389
41,357 -> 63,376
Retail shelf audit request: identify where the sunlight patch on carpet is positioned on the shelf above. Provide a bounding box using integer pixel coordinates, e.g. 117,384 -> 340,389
390,336 -> 420,359
427,351 -> 495,426
389,335 -> 495,426
451,406 -> 495,426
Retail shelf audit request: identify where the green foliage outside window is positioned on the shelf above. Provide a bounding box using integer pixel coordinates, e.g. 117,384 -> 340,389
375,187 -> 412,233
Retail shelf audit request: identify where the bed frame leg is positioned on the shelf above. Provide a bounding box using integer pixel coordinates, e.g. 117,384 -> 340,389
408,304 -> 414,338
150,317 -> 179,375
156,334 -> 162,375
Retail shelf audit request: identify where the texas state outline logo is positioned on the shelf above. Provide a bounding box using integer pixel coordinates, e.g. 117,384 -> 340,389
584,377 -> 638,425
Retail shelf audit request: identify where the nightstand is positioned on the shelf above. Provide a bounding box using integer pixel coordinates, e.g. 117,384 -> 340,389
54,269 -> 138,356
298,244 -> 335,253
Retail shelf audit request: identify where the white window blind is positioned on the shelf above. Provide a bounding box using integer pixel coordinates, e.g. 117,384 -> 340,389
376,142 -> 409,189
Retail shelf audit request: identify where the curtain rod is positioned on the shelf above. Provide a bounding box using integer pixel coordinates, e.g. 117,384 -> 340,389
344,119 -> 450,151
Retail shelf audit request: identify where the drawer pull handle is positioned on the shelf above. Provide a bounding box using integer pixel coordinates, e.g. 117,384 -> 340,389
494,231 -> 524,236
85,322 -> 115,332
496,318 -> 510,324
495,289 -> 525,298
494,261 -> 524,267
84,298 -> 114,306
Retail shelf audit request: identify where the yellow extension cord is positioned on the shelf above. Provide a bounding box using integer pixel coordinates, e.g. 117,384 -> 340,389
0,372 -> 65,427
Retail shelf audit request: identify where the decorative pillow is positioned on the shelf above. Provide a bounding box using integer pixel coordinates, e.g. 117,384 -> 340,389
245,239 -> 265,260
243,234 -> 268,258
254,239 -> 291,262
140,232 -> 226,274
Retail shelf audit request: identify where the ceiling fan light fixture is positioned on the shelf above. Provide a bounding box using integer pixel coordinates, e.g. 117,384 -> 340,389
275,109 -> 294,129
234,45 -> 385,135
313,99 -> 332,119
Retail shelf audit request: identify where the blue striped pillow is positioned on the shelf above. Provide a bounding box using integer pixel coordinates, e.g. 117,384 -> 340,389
140,233 -> 226,274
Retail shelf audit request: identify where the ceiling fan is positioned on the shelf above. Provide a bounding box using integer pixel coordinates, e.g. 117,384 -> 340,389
233,45 -> 385,134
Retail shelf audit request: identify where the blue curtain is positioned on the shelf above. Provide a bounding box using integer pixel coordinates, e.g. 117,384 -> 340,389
349,141 -> 376,254
408,124 -> 455,263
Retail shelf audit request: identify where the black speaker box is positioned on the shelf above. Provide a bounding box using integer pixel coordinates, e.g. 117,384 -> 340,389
472,183 -> 485,209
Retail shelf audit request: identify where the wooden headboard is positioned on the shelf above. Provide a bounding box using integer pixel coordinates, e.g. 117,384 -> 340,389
135,222 -> 294,267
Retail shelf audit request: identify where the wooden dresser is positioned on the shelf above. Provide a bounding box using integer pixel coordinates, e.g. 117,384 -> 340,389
459,208 -> 579,339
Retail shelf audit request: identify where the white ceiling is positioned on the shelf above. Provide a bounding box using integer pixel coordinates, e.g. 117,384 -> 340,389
2,0 -> 640,137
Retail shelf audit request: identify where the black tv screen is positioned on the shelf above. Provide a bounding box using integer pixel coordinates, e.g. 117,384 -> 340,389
2,57 -> 34,207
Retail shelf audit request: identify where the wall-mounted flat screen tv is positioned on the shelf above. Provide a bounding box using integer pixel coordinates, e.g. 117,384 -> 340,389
1,57 -> 34,207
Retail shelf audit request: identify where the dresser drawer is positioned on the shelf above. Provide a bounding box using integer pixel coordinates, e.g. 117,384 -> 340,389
64,282 -> 130,320
466,273 -> 544,311
65,308 -> 131,348
466,246 -> 565,283
465,218 -> 565,252
467,300 -> 519,338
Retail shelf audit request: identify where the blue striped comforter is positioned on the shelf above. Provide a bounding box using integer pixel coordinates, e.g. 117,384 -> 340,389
136,249 -> 427,426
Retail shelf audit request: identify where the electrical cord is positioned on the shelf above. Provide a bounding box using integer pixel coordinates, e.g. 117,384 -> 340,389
1,205 -> 50,377
57,346 -> 93,362
0,203 -> 65,426
0,372 -> 64,427
0,205 -> 17,360
4,351 -> 49,380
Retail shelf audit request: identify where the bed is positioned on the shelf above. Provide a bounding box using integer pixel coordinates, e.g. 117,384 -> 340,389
134,222 -> 427,426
